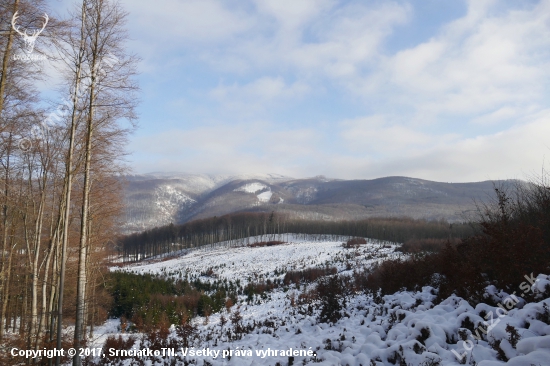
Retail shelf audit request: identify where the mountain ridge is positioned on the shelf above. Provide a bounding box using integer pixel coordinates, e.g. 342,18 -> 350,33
122,173 -> 511,233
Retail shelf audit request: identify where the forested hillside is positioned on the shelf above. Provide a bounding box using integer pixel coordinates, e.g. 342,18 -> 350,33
122,174 -> 508,233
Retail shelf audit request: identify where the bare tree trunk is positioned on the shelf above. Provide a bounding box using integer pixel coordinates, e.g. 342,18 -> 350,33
0,241 -> 16,339
21,272 -> 28,336
0,0 -> 19,116
48,240 -> 60,366
74,105 -> 93,363
37,242 -> 53,346
0,0 -> 20,341
74,3 -> 100,360
0,142 -> 12,341
56,2 -> 87,365
38,171 -> 63,355
83,215 -> 94,339
25,159 -> 49,355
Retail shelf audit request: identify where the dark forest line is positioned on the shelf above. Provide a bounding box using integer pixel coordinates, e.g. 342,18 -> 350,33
117,212 -> 478,262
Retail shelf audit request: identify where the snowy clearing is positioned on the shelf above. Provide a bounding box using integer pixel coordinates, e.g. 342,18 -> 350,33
94,236 -> 550,366
117,234 -> 400,286
234,183 -> 269,194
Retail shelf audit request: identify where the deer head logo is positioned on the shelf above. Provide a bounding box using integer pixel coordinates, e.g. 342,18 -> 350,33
11,12 -> 49,54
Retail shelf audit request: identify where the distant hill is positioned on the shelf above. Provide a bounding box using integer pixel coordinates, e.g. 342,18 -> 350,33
122,173 -> 509,233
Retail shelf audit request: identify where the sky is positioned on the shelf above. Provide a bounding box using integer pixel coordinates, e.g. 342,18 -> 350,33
47,0 -> 550,182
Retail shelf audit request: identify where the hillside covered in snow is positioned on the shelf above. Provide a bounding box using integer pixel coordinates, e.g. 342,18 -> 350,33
82,235 -> 550,366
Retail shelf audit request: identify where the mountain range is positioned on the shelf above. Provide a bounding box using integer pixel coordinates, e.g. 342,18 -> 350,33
121,172 -> 508,234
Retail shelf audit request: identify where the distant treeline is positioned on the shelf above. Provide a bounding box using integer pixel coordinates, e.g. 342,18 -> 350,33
117,212 -> 477,262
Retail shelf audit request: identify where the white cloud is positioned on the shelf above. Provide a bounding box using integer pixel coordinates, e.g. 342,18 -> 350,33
328,109 -> 550,182
339,115 -> 453,157
122,0 -> 253,44
381,0 -> 550,120
119,0 -> 550,182
381,112 -> 550,182
131,110 -> 550,182
130,121 -> 322,176
210,77 -> 310,114
253,0 -> 334,32
135,0 -> 411,78
255,1 -> 410,77
470,107 -> 519,125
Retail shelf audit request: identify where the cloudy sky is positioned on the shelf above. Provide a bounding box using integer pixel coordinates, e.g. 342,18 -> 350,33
52,0 -> 550,181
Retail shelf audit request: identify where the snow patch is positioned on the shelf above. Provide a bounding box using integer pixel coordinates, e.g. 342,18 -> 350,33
257,190 -> 273,202
234,183 -> 269,194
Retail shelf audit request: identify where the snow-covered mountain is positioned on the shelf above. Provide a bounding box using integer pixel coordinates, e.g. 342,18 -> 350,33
91,235 -> 550,365
122,173 -> 293,232
122,173 -> 511,233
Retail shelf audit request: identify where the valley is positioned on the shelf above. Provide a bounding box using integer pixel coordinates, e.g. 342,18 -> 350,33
85,234 -> 550,366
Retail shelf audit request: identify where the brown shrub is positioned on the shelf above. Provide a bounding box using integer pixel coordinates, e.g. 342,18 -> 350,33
247,241 -> 285,248
343,237 -> 367,248
298,288 -> 318,305
284,267 -> 337,285
100,335 -> 136,364
398,238 -> 461,253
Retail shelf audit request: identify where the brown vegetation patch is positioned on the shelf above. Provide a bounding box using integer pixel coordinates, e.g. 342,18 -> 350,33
247,240 -> 286,248
398,238 -> 461,254
343,237 -> 367,248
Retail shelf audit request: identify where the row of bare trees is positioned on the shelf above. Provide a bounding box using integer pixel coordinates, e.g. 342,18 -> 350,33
119,212 -> 477,262
0,0 -> 138,365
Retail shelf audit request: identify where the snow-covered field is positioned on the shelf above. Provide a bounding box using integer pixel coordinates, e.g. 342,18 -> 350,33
91,235 -> 550,366
119,234 -> 400,286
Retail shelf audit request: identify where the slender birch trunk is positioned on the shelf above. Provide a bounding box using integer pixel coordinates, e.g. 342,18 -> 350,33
55,2 -> 87,365
74,4 -> 101,362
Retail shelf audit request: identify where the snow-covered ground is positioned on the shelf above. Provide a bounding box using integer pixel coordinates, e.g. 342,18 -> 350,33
118,234 -> 400,286
93,236 -> 550,366
257,190 -> 273,202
